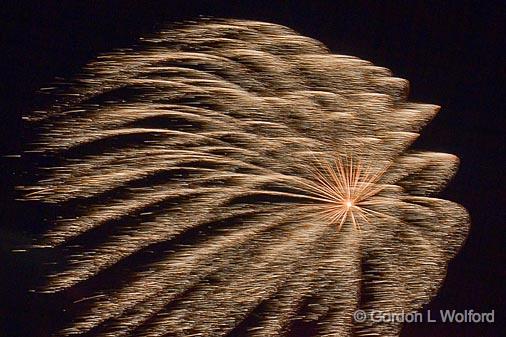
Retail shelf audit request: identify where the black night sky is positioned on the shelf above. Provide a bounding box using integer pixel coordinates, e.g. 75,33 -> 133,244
1,2 -> 504,336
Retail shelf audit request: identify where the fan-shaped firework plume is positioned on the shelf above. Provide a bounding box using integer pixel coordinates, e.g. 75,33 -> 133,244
20,19 -> 469,337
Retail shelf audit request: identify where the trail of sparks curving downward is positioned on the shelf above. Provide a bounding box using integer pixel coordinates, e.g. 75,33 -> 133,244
19,19 -> 469,337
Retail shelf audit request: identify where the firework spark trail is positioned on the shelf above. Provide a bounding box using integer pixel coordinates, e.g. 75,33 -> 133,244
129,215 -> 335,337
57,207 -> 292,336
20,19 -> 469,337
243,227 -> 361,337
44,178 -> 312,291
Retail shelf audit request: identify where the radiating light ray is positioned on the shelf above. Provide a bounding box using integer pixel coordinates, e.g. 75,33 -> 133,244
297,155 -> 392,231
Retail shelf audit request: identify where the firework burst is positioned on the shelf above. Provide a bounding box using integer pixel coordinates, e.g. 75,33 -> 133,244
301,156 -> 391,231
18,19 -> 469,337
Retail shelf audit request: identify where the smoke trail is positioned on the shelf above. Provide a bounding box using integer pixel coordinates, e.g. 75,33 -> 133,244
20,19 -> 469,337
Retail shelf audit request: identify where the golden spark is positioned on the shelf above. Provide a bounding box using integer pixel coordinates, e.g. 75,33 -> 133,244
301,156 -> 391,231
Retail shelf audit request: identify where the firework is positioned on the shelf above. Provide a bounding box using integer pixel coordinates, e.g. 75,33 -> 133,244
298,156 -> 393,231
20,19 -> 469,337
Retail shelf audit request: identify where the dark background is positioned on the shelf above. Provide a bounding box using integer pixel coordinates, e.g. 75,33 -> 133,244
1,1 -> 504,336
